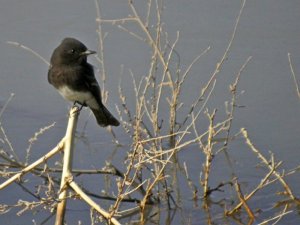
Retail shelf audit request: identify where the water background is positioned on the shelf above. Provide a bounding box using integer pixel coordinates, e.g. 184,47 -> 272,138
0,0 -> 300,224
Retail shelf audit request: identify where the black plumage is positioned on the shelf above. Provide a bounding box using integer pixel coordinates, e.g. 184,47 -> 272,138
48,37 -> 119,127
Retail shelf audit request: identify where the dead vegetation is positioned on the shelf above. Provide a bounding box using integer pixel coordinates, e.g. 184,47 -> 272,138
0,0 -> 300,224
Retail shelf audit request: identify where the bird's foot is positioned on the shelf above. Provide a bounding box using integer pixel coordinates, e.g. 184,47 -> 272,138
73,101 -> 84,112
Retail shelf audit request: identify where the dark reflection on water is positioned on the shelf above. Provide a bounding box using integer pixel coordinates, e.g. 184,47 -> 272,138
1,0 -> 300,224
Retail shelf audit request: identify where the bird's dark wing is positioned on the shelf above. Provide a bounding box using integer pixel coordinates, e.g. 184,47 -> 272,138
81,64 -> 120,127
81,63 -> 103,105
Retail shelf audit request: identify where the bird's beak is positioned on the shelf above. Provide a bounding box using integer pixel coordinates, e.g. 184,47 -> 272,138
81,50 -> 97,56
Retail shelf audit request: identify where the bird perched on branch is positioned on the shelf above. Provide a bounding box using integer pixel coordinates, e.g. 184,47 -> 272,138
48,37 -> 120,127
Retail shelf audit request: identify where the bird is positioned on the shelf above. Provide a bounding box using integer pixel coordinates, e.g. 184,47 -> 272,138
48,37 -> 120,127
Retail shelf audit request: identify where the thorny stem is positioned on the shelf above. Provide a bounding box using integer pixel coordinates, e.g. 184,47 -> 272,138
109,143 -> 144,219
202,109 -> 217,197
241,128 -> 299,203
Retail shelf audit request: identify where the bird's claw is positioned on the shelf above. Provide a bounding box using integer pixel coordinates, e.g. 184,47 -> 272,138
73,101 -> 84,112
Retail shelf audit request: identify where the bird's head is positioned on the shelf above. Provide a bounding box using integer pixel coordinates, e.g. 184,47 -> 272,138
50,37 -> 96,66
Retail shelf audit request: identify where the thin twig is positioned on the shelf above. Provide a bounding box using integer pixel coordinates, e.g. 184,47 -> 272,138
6,41 -> 49,66
200,0 -> 247,97
241,128 -> 299,203
288,53 -> 300,99
0,139 -> 65,190
25,122 -> 56,165
0,93 -> 15,120
234,178 -> 255,219
69,179 -> 121,225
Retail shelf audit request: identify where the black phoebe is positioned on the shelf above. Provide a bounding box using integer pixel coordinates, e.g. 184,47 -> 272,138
48,37 -> 120,127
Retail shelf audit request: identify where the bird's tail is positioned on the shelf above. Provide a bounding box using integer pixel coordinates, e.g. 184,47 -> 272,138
90,105 -> 120,127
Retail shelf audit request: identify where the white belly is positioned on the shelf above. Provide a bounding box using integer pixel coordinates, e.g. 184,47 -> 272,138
58,86 -> 99,109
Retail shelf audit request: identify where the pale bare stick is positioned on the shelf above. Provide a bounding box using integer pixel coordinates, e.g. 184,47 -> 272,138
55,107 -> 79,225
200,0 -> 247,97
0,93 -> 15,120
234,179 -> 255,219
69,179 -> 121,225
6,41 -> 50,66
241,128 -> 299,202
227,157 -> 279,215
257,205 -> 292,225
25,122 -> 56,165
0,138 -> 65,190
288,53 -> 300,99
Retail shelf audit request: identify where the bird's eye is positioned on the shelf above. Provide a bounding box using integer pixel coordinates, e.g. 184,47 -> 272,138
69,49 -> 75,54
